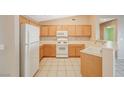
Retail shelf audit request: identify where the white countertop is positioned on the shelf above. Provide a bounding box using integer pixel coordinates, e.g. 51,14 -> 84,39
80,46 -> 102,57
40,41 -> 91,47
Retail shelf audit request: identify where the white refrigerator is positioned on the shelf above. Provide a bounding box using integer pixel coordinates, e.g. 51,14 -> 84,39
21,24 -> 39,77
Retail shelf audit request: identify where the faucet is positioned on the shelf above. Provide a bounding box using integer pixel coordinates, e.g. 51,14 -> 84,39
94,40 -> 106,46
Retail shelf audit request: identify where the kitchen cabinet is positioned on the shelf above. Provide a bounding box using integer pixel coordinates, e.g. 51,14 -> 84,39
19,16 -> 30,24
29,20 -> 39,27
80,53 -> 102,77
68,45 -> 76,57
48,25 -> 57,36
40,25 -> 91,37
57,25 -> 63,31
19,16 -> 40,38
43,44 -> 56,57
75,45 -> 84,56
82,25 -> 91,36
75,25 -> 83,36
40,26 -> 49,36
69,44 -> 85,57
63,25 -> 68,31
57,25 -> 68,31
76,25 -> 91,37
19,16 -> 40,27
40,45 -> 44,60
67,25 -> 76,36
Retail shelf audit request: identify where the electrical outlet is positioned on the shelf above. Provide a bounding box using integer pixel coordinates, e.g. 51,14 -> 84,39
0,44 -> 5,50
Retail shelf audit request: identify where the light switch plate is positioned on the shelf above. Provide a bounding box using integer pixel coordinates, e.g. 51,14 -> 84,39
0,44 -> 5,50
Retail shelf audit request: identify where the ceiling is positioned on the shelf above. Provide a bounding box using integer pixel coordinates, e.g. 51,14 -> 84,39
25,15 -> 75,22
99,18 -> 116,23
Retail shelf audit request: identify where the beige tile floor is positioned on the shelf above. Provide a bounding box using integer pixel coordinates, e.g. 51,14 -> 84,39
35,58 -> 82,77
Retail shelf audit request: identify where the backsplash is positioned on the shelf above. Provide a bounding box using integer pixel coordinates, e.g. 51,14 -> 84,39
40,37 -> 56,41
69,37 -> 90,41
40,37 -> 90,41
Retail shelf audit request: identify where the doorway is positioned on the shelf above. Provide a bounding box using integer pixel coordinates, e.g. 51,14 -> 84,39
104,26 -> 115,41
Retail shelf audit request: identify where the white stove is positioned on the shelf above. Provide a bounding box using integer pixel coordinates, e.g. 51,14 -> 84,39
56,31 -> 68,58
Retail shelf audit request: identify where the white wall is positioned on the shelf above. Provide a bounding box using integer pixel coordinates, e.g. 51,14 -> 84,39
89,16 -> 100,40
0,16 -> 19,76
40,15 -> 90,25
98,15 -> 124,59
117,16 -> 124,59
102,48 -> 115,77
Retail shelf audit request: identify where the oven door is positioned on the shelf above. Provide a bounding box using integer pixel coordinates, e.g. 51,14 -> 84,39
56,45 -> 68,56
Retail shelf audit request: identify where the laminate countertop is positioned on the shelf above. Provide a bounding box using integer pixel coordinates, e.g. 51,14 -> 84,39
80,47 -> 102,57
40,41 -> 91,47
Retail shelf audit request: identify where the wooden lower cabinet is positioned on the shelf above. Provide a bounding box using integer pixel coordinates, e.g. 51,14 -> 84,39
68,45 -> 76,57
43,44 -> 56,57
40,45 -> 44,60
80,53 -> 102,77
75,45 -> 85,56
69,44 -> 85,57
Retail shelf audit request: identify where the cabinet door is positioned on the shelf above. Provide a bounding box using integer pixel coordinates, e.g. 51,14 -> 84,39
50,44 -> 56,57
48,25 -> 57,36
75,45 -> 85,57
75,25 -> 83,36
19,16 -> 30,24
57,25 -> 63,31
43,44 -> 56,57
43,45 -> 50,57
39,47 -> 41,60
57,25 -> 68,31
93,56 -> 102,76
82,25 -> 91,36
29,20 -> 39,27
68,45 -> 76,57
84,54 -> 102,77
63,25 -> 68,31
68,25 -> 76,36
80,53 -> 86,76
41,46 -> 44,58
40,26 -> 49,36
40,46 -> 44,60
76,47 -> 82,57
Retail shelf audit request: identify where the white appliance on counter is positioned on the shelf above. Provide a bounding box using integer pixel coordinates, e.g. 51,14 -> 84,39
21,24 -> 39,77
56,31 -> 68,57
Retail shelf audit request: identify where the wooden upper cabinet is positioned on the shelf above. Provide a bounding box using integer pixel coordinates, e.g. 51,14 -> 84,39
82,25 -> 91,37
19,16 -> 40,32
40,26 -> 49,36
68,25 -> 76,36
76,25 -> 83,36
29,20 -> 39,27
76,25 -> 91,37
39,25 -> 91,37
19,16 -> 30,24
63,25 -> 68,31
57,25 -> 68,31
48,25 -> 57,36
57,25 -> 63,31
